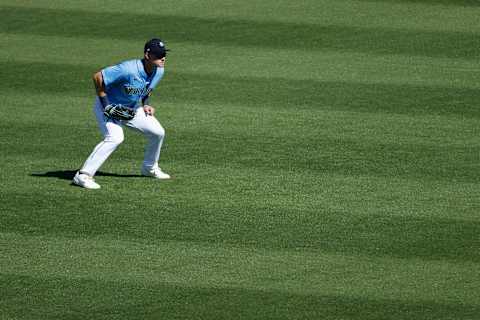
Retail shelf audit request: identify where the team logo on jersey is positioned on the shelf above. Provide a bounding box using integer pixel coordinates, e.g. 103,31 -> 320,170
124,84 -> 149,96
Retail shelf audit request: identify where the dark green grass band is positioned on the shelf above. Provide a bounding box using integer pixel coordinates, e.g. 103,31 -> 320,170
2,274 -> 479,320
1,6 -> 480,59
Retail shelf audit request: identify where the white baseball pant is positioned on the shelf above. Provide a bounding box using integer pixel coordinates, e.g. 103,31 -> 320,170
79,98 -> 165,176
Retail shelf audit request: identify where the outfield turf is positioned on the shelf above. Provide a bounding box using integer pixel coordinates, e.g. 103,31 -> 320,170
1,0 -> 480,319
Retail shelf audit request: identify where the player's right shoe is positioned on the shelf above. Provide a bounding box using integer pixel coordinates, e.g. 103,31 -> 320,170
72,172 -> 101,189
141,166 -> 171,180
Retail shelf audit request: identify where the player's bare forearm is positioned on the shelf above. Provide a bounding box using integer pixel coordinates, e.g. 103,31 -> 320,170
93,71 -> 111,108
93,71 -> 107,97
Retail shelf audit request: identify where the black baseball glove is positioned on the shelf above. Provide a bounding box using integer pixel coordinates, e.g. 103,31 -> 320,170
103,104 -> 136,121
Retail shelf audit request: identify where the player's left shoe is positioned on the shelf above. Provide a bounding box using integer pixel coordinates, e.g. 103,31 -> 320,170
141,166 -> 171,180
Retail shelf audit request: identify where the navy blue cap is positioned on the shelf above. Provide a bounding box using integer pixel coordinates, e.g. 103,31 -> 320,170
144,38 -> 169,58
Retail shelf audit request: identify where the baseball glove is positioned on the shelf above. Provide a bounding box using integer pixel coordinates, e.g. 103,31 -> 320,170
103,104 -> 136,121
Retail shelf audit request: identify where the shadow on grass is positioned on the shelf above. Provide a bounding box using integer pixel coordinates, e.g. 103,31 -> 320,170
31,170 -> 143,180
2,274 -> 479,320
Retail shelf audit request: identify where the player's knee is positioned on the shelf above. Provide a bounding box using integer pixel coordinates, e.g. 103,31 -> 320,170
104,133 -> 124,145
150,126 -> 165,140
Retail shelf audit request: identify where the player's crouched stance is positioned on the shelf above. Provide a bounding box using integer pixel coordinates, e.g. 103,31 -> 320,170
73,38 -> 171,189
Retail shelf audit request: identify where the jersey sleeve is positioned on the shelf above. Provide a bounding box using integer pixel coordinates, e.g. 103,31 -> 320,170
101,62 -> 128,87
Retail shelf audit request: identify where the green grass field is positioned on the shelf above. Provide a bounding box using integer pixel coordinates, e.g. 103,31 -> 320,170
1,0 -> 480,319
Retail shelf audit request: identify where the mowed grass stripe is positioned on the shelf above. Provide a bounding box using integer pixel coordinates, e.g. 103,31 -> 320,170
4,95 -> 478,150
2,86 -> 478,149
2,6 -> 480,59
2,120 -> 478,183
2,150 -> 479,221
2,274 -> 478,320
2,0 -> 480,34
2,184 -> 479,262
3,33 -> 480,91
1,234 -> 479,304
359,0 -> 480,8
7,164 -> 480,222
2,61 -> 480,118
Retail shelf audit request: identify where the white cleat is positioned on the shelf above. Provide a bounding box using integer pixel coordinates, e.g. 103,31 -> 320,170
72,172 -> 101,189
141,166 -> 171,180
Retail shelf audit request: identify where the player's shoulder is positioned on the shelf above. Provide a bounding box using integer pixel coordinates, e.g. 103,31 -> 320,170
118,59 -> 141,70
103,59 -> 138,71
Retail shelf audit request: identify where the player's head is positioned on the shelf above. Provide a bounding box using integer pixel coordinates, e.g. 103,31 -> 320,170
144,38 -> 169,63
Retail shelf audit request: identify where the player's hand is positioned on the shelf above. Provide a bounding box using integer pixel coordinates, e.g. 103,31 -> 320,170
143,105 -> 155,116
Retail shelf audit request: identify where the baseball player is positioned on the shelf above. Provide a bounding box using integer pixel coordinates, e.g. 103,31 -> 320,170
73,38 -> 171,189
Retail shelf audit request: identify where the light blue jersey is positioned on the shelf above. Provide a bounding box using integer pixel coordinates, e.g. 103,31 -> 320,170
101,59 -> 164,107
